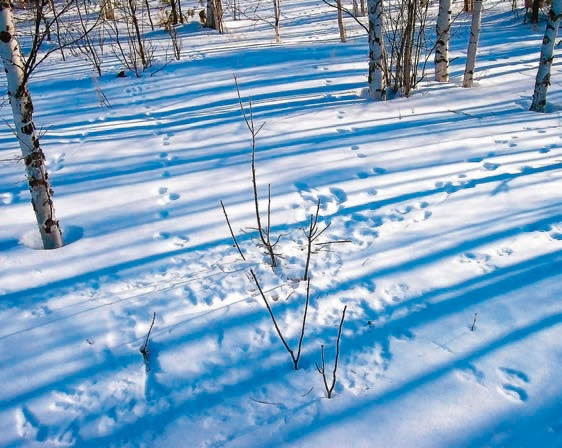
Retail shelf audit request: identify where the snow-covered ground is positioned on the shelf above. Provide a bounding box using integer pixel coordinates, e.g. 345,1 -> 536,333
1,1 -> 561,446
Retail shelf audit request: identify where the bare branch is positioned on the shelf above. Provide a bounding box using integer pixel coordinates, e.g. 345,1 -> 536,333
220,200 -> 246,261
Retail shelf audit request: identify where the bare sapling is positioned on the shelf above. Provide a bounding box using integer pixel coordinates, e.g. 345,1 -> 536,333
165,20 -> 182,60
250,270 -> 310,370
140,312 -> 156,369
316,305 -> 347,398
234,75 -> 279,268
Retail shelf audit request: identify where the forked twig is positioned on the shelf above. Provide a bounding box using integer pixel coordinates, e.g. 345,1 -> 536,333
316,305 -> 347,398
303,200 -> 350,281
250,269 -> 310,370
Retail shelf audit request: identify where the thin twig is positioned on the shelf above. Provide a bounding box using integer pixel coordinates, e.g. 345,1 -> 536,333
250,269 -> 309,370
249,397 -> 283,406
234,74 -> 276,267
470,312 -> 478,331
139,311 -> 156,362
330,305 -> 347,397
294,278 -> 311,366
316,305 -> 347,398
320,0 -> 369,32
220,200 -> 246,261
250,269 -> 295,366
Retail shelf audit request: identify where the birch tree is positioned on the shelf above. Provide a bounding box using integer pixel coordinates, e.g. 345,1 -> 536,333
0,1 -> 63,249
530,0 -> 562,112
336,0 -> 347,42
368,0 -> 386,100
435,0 -> 452,81
206,0 -> 223,32
462,0 -> 483,88
273,0 -> 280,43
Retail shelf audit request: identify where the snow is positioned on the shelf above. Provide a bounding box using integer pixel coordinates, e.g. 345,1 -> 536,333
1,1 -> 562,446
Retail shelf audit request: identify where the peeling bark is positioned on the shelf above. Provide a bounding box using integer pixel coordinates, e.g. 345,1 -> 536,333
530,0 -> 562,112
367,0 -> 386,100
0,1 -> 63,249
463,0 -> 483,88
435,0 -> 451,81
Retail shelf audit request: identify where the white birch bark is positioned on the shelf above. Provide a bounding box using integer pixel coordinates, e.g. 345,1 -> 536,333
462,0 -> 483,88
530,0 -> 562,112
336,0 -> 347,43
206,0 -> 223,32
273,0 -> 280,43
0,1 -> 63,249
368,0 -> 386,100
435,0 -> 452,82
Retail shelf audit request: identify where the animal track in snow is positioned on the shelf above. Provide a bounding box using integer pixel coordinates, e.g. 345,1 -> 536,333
15,407 -> 48,442
455,363 -> 485,385
458,252 -> 496,273
155,186 -> 181,205
1,192 -> 15,205
497,367 -> 530,402
295,184 -> 348,215
47,152 -> 65,171
435,177 -> 475,194
548,224 -> 562,241
483,162 -> 500,171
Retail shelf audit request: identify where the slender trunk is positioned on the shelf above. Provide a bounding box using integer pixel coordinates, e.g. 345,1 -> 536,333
531,0 -> 540,23
530,0 -> 562,111
273,0 -> 280,43
402,0 -> 416,96
463,0 -> 483,88
368,0 -> 386,100
143,0 -> 155,30
352,0 -> 359,16
435,0 -> 452,81
170,0 -> 178,25
336,0 -> 346,42
361,0 -> 366,15
128,0 -> 147,68
0,1 -> 63,249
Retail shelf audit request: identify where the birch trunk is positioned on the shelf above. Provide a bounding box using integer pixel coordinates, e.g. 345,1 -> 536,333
100,0 -> 116,20
0,1 -> 63,249
368,0 -> 386,100
273,0 -> 280,43
352,0 -> 360,16
530,0 -> 562,112
435,0 -> 451,81
206,0 -> 223,32
463,0 -> 483,88
336,0 -> 347,42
